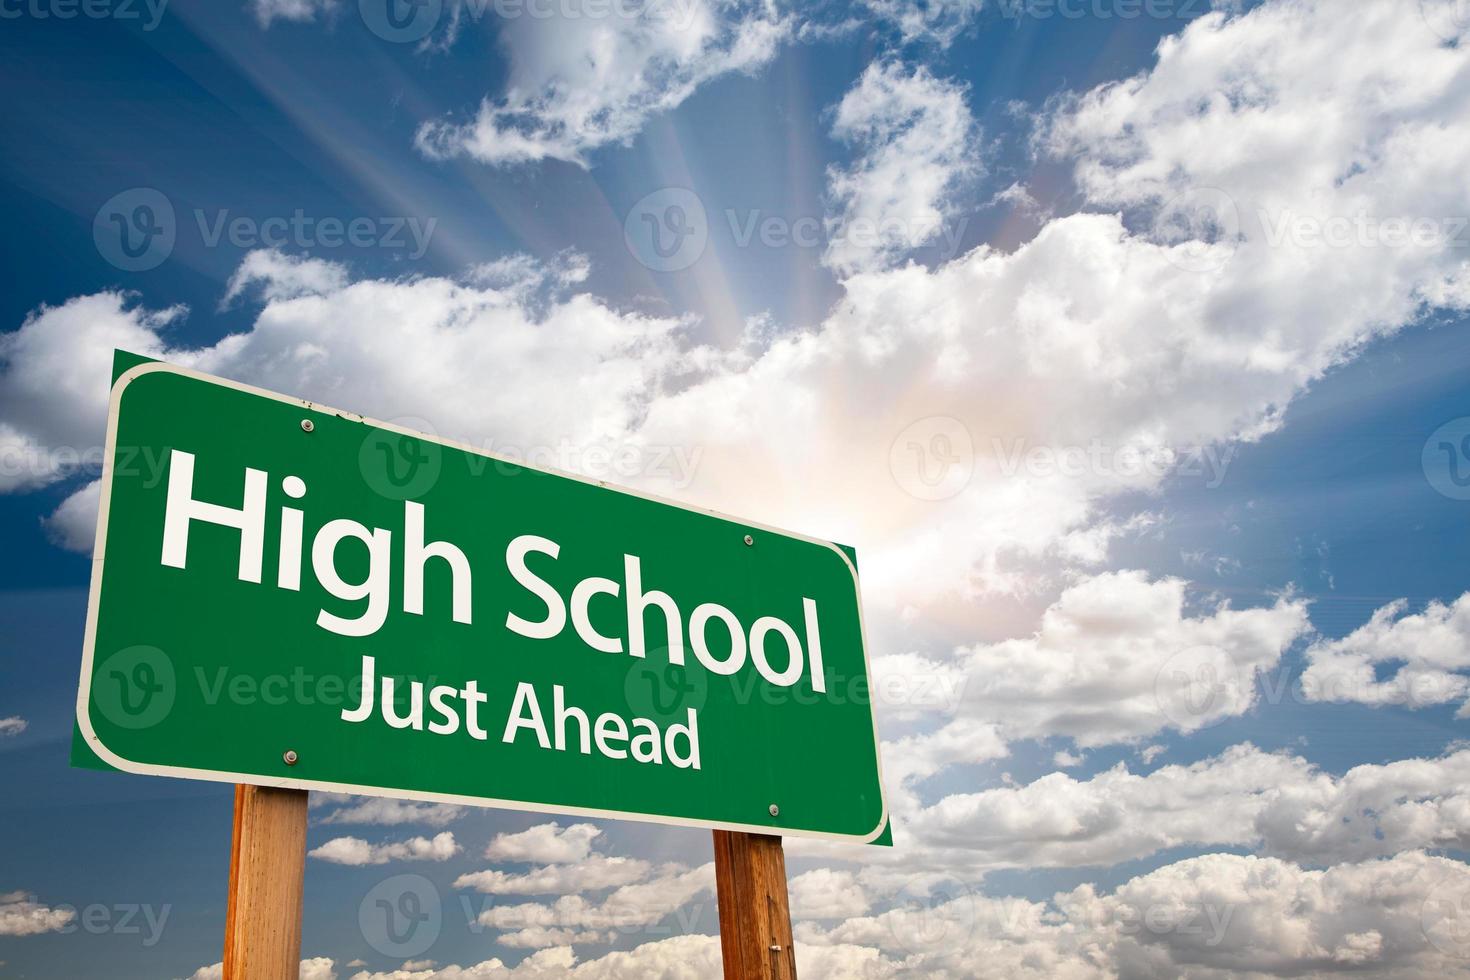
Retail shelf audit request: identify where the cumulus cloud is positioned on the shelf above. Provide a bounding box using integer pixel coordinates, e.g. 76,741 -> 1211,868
484,822 -> 603,864
800,851 -> 1470,979
858,0 -> 985,46
882,572 -> 1310,768
43,479 -> 100,553
471,863 -> 715,949
342,935 -> 723,978
246,0 -> 336,28
824,61 -> 978,274
905,744 -> 1470,871
1302,593 -> 1470,713
0,891 -> 74,936
789,868 -> 871,920
308,831 -> 459,866
455,855 -> 651,896
312,794 -> 466,828
415,1 -> 788,166
0,717 -> 26,737
183,957 -> 335,980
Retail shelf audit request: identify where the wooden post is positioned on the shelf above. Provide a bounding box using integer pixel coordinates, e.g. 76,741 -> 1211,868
713,831 -> 797,980
223,785 -> 309,980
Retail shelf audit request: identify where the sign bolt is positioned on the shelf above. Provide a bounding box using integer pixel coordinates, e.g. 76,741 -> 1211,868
744,534 -> 754,546
283,750 -> 299,766
768,803 -> 779,817
300,419 -> 315,433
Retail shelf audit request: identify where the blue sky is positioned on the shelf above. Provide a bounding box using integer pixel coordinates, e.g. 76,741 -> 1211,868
5,0 -> 1470,977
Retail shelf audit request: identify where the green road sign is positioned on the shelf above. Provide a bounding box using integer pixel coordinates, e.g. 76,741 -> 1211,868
75,357 -> 888,843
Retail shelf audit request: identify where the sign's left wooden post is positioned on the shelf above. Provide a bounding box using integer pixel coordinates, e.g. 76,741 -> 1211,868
223,785 -> 309,980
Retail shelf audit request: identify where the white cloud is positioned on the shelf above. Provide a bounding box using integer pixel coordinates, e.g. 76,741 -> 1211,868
1087,851 -> 1470,978
342,935 -> 723,978
859,0 -> 985,46
2,252 -> 699,555
0,717 -> 26,737
308,831 -> 459,865
415,2 -> 788,166
0,292 -> 182,494
898,571 -> 1310,755
0,892 -> 73,936
312,795 -> 466,828
472,863 -> 714,948
484,822 -> 603,864
455,855 -> 651,895
247,0 -> 336,28
1302,594 -> 1470,713
825,61 -> 978,274
906,744 -> 1470,871
221,249 -> 349,306
43,479 -> 100,553
183,957 -> 335,980
789,868 -> 871,920
802,852 -> 1470,979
